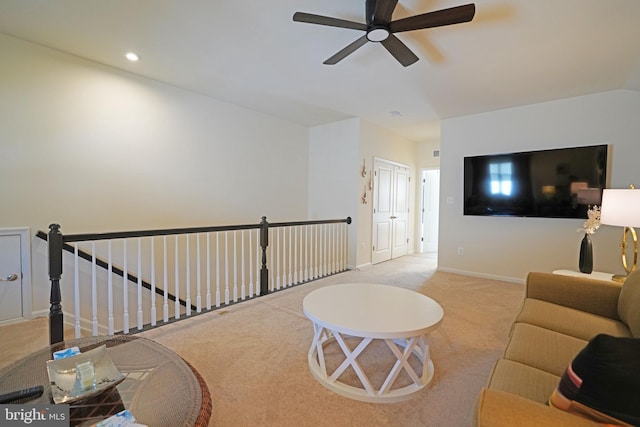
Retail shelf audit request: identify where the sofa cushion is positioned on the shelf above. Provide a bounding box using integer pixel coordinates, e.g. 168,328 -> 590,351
504,323 -> 588,377
475,388 -> 600,427
516,299 -> 631,341
526,272 -> 621,319
618,268 -> 640,337
549,334 -> 640,426
487,359 -> 560,404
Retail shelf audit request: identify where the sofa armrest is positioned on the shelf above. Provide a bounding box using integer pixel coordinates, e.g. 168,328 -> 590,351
525,272 -> 621,319
475,388 -> 599,427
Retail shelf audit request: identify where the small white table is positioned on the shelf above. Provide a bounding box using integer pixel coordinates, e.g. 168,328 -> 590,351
552,269 -> 616,283
302,283 -> 444,403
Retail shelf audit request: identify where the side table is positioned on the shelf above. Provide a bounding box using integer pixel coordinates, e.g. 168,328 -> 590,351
0,335 -> 212,427
552,269 -> 617,283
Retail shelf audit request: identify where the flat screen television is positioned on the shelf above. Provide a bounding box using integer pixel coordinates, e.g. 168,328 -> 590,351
463,144 -> 609,219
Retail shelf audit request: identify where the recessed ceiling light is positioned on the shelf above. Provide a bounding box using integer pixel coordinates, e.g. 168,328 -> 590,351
125,52 -> 140,62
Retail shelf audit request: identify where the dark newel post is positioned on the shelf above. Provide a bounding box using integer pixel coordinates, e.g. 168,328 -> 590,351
48,224 -> 64,344
260,216 -> 269,296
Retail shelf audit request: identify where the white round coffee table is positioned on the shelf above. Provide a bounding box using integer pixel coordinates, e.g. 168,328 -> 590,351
302,283 -> 444,403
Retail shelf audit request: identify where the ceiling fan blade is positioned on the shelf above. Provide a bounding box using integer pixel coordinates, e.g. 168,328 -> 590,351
323,36 -> 369,65
389,4 -> 476,33
380,34 -> 419,67
293,12 -> 368,31
368,0 -> 399,25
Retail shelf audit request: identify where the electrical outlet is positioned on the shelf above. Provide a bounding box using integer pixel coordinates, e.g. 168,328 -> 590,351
457,247 -> 464,255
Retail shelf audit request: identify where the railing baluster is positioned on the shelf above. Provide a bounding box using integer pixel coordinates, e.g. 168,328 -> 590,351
304,225 -> 312,282
321,224 -> 325,276
328,224 -> 332,274
151,237 -> 157,326
248,229 -> 254,297
298,226 -> 303,283
174,235 -> 180,320
107,241 -> 114,335
293,226 -> 298,284
288,227 -> 293,286
327,224 -> 332,275
283,228 -> 288,287
233,231 -> 238,302
325,224 -> 330,275
74,243 -> 81,338
241,230 -> 246,300
311,224 -> 315,279
224,231 -> 230,305
123,240 -> 129,334
344,222 -> 349,270
216,232 -> 221,307
92,241 -> 98,335
206,233 -> 212,310
163,236 -> 169,323
186,235 -> 191,317
137,238 -> 143,330
276,228 -> 281,290
318,224 -> 327,277
196,234 -> 202,313
256,228 -> 262,296
331,224 -> 340,273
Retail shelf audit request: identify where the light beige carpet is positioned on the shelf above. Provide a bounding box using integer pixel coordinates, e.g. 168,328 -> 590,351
137,255 -> 525,427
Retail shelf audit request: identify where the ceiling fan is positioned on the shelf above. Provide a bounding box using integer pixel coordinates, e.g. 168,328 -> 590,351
293,0 -> 475,67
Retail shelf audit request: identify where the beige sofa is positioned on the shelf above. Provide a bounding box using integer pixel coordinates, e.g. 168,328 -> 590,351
475,269 -> 640,426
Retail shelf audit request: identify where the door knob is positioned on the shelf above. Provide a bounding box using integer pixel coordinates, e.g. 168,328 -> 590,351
0,274 -> 18,282
390,215 -> 397,219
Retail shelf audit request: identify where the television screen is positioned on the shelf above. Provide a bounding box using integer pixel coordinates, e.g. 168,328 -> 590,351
463,144 -> 609,218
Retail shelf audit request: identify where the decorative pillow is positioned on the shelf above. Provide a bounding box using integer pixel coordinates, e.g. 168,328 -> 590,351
549,334 -> 640,426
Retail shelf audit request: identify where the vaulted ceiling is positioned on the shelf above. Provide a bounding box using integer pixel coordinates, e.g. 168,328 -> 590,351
1,0 -> 639,141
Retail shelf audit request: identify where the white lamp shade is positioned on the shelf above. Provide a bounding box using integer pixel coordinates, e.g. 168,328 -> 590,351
600,188 -> 640,228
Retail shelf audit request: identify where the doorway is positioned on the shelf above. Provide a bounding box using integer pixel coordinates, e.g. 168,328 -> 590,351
419,169 -> 440,253
371,158 -> 411,264
0,228 -> 32,324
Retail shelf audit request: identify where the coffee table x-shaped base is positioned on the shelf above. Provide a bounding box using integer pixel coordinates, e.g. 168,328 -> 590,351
307,323 -> 434,403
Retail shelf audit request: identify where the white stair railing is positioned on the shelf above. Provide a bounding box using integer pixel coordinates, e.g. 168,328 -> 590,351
44,217 -> 351,342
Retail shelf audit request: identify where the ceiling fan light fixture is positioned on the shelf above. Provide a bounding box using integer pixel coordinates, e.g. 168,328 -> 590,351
366,27 -> 389,42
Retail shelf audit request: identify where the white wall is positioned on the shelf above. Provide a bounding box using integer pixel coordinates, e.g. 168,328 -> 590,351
417,140 -> 441,170
439,90 -> 640,282
0,34 -> 310,314
308,118 -> 360,266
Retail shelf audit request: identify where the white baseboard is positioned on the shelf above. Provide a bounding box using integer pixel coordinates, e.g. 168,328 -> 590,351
436,267 -> 525,285
354,262 -> 372,270
32,308 -> 49,318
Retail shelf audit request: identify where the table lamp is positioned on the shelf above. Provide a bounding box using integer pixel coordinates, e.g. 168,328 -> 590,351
599,185 -> 640,282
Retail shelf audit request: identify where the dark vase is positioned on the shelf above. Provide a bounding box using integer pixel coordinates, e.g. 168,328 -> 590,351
579,233 -> 593,274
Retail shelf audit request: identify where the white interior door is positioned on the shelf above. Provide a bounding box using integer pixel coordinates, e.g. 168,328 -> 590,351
421,169 -> 440,253
0,234 -> 24,322
392,167 -> 409,258
372,162 -> 393,264
372,159 -> 411,264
